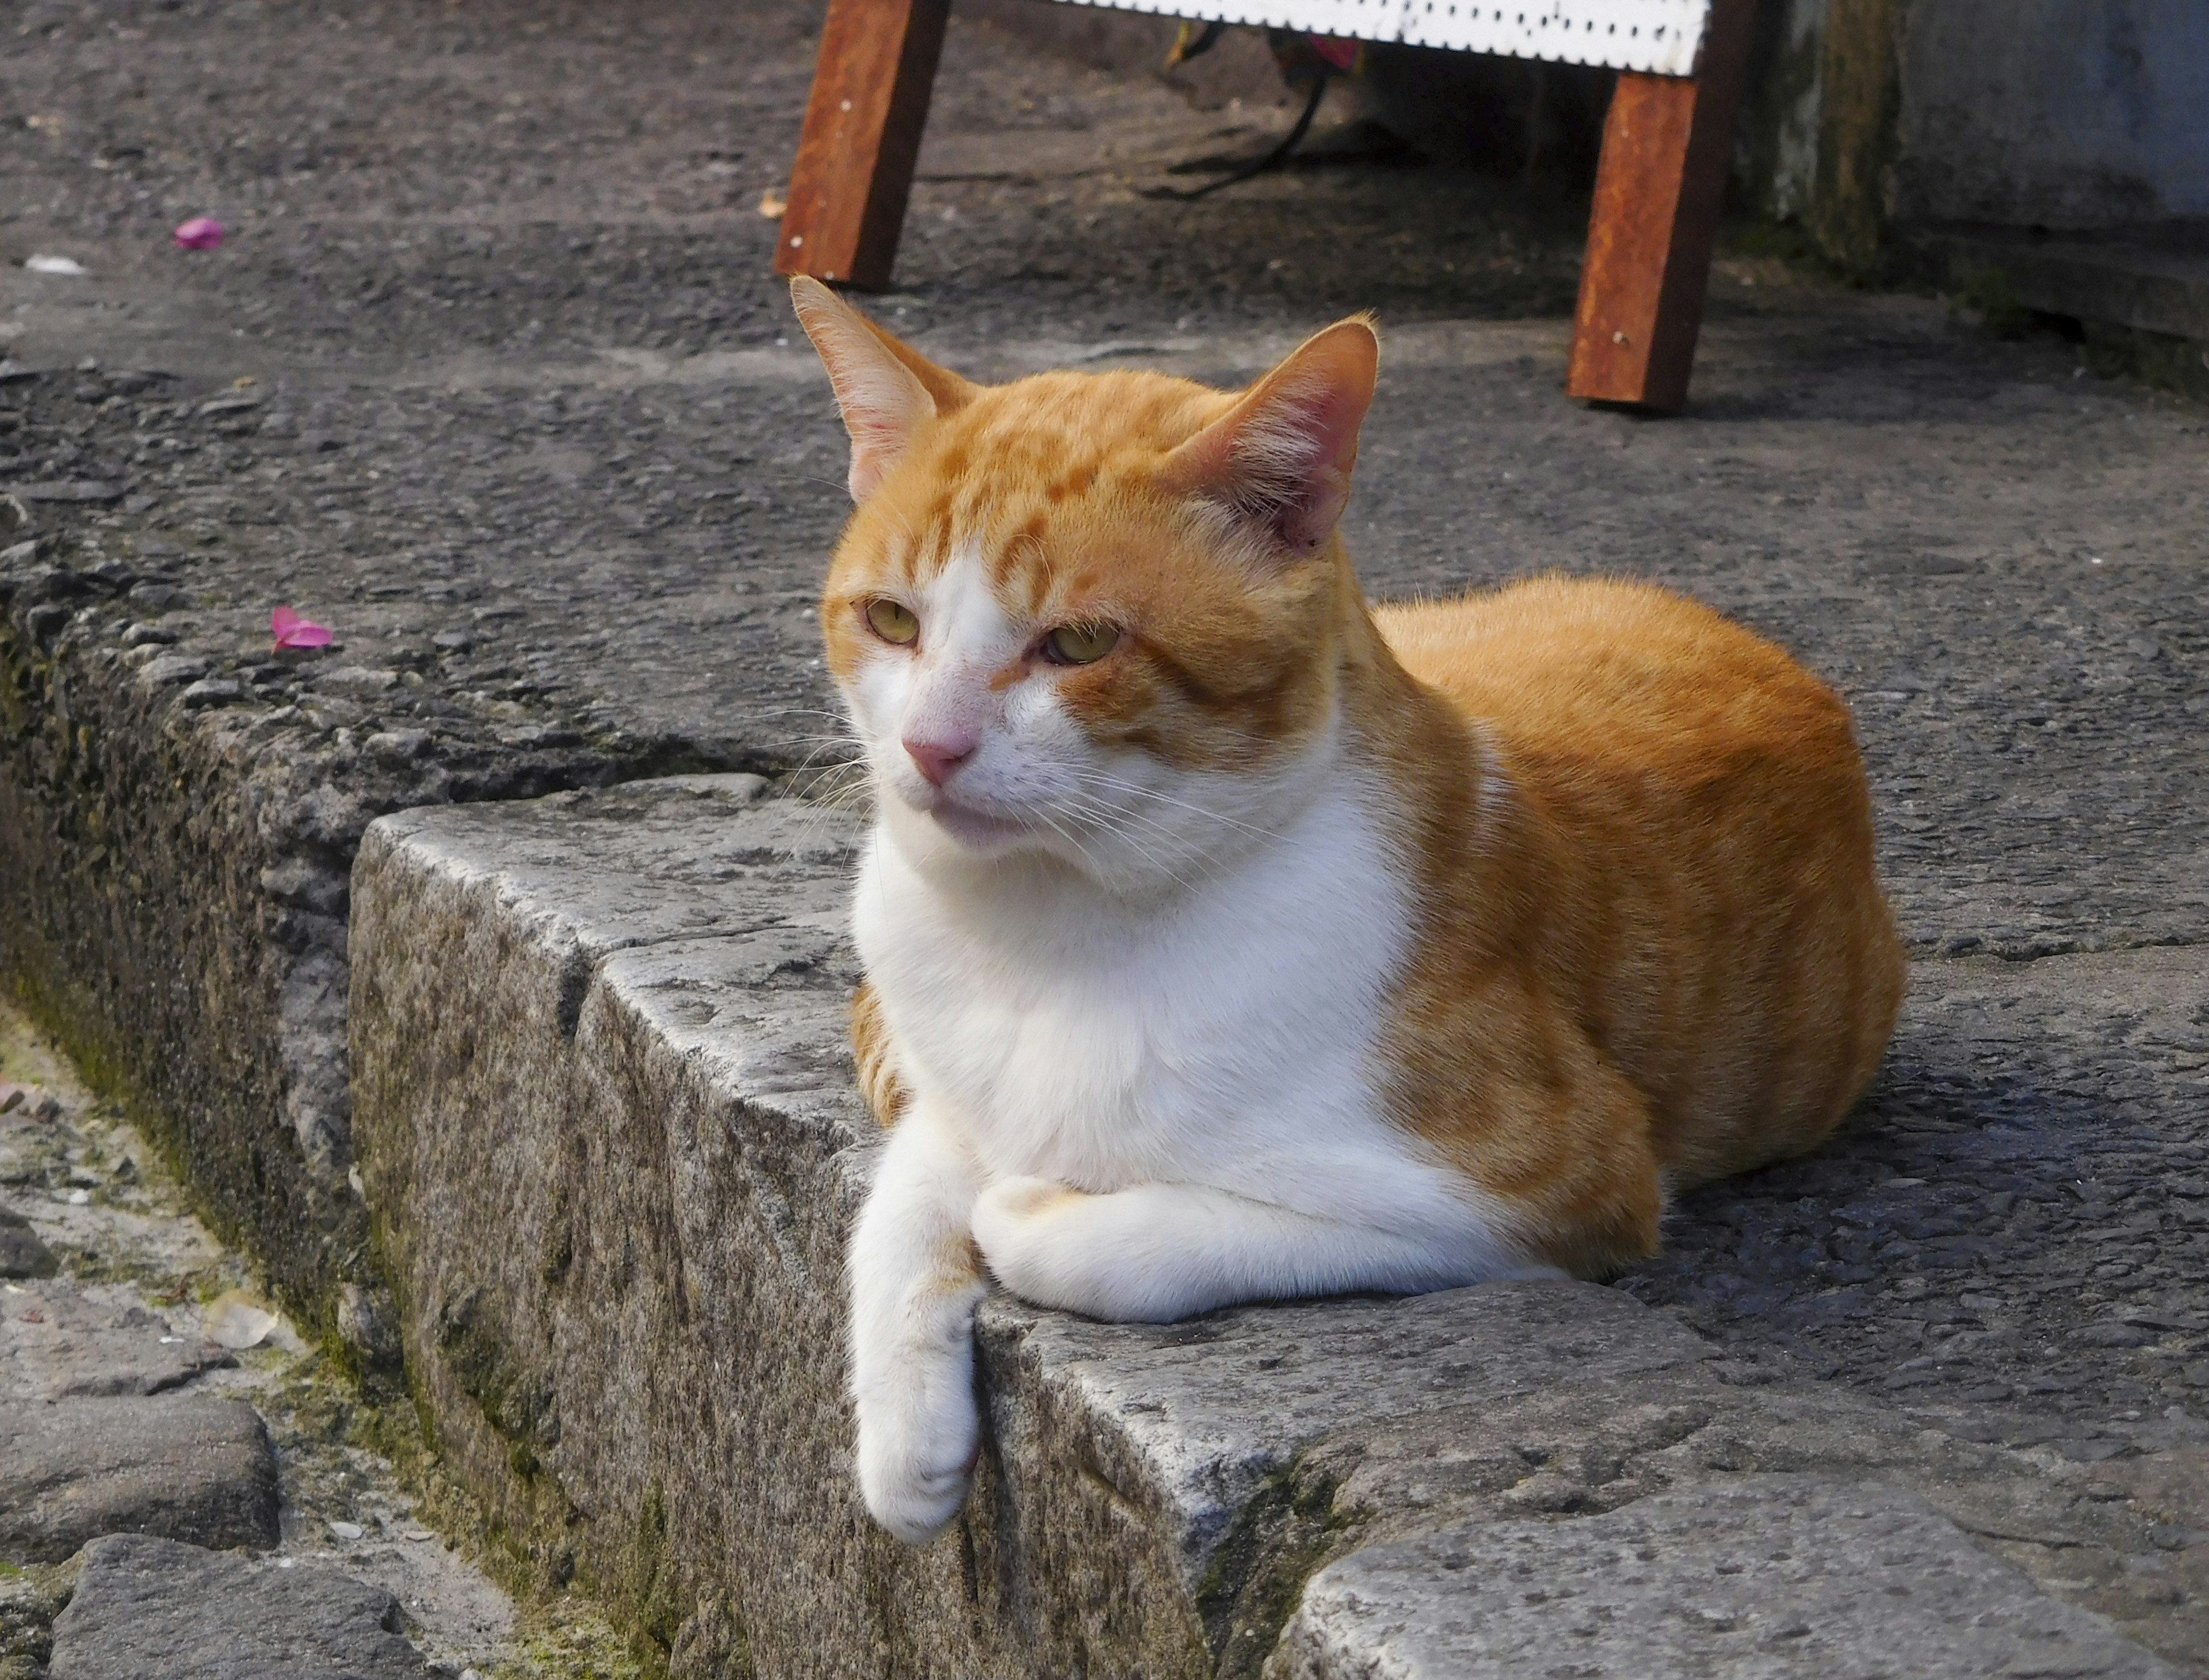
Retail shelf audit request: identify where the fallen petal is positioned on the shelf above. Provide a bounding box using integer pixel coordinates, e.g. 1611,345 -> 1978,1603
25,254 -> 87,276
272,605 -> 333,648
204,1288 -> 281,1349
173,216 -> 225,250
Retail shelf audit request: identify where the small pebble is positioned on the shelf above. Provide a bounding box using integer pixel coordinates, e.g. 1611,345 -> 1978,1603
67,1188 -> 90,1205
328,1519 -> 365,1541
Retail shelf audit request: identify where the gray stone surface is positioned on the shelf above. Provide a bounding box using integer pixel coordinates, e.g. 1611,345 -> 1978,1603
0,1555 -> 78,1679
0,1206 -> 56,1280
1912,224 -> 2209,347
1272,1476 -> 2181,1680
0,1280 -> 232,1402
350,780 -> 2193,1678
47,1533 -> 433,1680
0,1395 -> 280,1564
1626,946 -> 2209,1437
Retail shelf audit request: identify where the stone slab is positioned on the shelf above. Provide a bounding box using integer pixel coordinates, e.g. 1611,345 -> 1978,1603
47,1533 -> 432,1680
0,1280 -> 232,1402
0,1556 -> 77,1678
350,777 -> 2185,1678
1630,945 -> 2209,1429
1274,1476 -> 2181,1679
0,1396 -> 280,1565
0,1208 -> 56,1280
1909,226 -> 2209,345
984,1280 -> 1715,1571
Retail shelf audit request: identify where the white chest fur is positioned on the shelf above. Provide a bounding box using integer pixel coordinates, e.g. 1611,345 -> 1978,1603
854,777 -> 1490,1232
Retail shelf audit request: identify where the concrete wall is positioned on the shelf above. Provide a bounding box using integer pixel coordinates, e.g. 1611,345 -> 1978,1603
1896,0 -> 2209,227
1736,0 -> 1831,222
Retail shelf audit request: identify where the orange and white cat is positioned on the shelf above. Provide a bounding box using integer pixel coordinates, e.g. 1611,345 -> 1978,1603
790,276 -> 1905,1545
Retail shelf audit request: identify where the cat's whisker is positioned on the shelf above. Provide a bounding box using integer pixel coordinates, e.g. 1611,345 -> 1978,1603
778,740 -> 870,790
1063,769 -> 1283,845
1053,800 -> 1224,883
1048,791 -> 1220,895
1031,805 -> 1114,883
769,467 -> 858,498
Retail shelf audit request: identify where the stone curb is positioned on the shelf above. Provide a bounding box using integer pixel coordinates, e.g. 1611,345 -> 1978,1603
1275,1477 -> 2178,1679
349,776 -> 2182,1678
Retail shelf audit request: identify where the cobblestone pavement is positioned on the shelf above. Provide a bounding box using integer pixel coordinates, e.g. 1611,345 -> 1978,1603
0,998 -> 638,1677
2,0 -> 2206,1669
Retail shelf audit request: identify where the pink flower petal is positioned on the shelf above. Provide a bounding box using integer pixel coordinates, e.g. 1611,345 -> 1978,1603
173,216 -> 225,251
272,606 -> 332,649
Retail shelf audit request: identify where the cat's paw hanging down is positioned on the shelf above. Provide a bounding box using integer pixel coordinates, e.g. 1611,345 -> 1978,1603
794,276 -> 1906,1544
845,1099 -> 986,1544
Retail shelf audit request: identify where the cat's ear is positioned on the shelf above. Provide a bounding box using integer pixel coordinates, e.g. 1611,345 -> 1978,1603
789,276 -> 977,501
1158,316 -> 1379,558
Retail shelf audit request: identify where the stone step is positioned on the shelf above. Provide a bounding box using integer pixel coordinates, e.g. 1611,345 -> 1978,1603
48,1533 -> 434,1680
1909,222 -> 2209,345
1278,1476 -> 2180,1679
0,1395 -> 279,1564
349,776 -> 2182,1677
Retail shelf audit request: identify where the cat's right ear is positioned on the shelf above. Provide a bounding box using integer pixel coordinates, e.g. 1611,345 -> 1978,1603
1157,315 -> 1379,559
790,277 -> 977,501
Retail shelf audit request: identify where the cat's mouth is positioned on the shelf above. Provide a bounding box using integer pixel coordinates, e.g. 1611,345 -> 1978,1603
922,792 -> 1038,847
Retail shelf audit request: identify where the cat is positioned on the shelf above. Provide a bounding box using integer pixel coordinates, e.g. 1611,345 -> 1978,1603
789,276 -> 1906,1545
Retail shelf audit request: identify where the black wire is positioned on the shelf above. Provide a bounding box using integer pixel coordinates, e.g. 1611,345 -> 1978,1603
1139,71 -> 1330,203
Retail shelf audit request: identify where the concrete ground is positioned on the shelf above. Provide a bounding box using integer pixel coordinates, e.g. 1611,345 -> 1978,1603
2,0 -> 2206,1670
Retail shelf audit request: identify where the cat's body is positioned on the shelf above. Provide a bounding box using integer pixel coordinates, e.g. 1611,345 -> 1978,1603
792,278 -> 1905,1544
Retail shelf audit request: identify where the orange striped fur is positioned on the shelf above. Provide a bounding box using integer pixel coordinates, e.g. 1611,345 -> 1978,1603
794,277 -> 1905,1541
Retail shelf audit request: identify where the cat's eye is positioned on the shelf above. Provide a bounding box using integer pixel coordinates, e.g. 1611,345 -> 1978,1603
1042,623 -> 1120,666
864,598 -> 920,646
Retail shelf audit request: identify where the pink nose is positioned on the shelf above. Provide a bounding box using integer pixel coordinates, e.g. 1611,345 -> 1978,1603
903,732 -> 977,787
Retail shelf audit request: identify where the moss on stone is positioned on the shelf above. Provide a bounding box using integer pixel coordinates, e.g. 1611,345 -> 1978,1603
1193,1450 -> 1369,1680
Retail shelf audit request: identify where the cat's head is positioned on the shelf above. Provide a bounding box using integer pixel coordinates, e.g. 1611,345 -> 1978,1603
792,277 -> 1379,891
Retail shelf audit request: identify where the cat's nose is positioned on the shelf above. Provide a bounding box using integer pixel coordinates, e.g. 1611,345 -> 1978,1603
903,731 -> 977,787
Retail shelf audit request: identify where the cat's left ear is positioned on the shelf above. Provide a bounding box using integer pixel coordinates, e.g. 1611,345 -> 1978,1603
790,277 -> 979,501
1159,316 -> 1379,558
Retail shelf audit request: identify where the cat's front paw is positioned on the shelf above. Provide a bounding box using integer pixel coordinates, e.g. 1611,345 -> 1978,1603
855,1362 -> 980,1545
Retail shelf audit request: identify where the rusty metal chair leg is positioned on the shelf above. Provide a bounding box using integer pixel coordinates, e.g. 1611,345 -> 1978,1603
776,0 -> 952,290
1567,0 -> 1761,411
